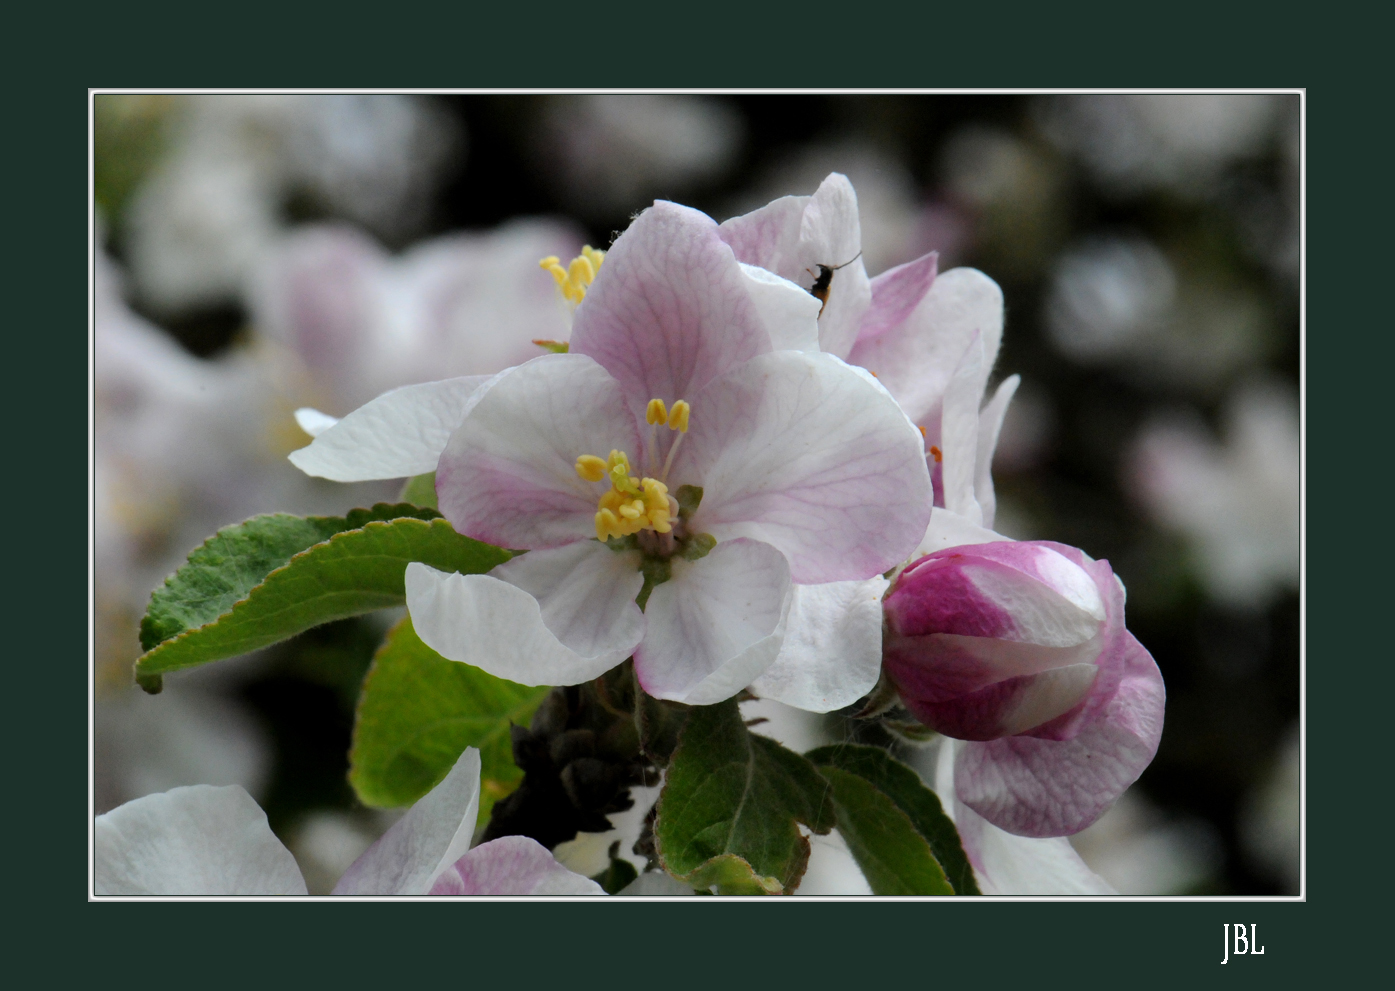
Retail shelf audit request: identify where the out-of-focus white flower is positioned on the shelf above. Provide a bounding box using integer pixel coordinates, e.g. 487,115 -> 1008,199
1239,721 -> 1300,893
94,679 -> 272,816
535,95 -> 743,217
1036,94 -> 1286,197
250,218 -> 583,413
124,95 -> 460,315
1045,235 -> 1269,388
1069,789 -> 1222,895
1127,379 -> 1300,608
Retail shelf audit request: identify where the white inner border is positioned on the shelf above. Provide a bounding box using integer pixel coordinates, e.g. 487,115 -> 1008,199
87,87 -> 1305,910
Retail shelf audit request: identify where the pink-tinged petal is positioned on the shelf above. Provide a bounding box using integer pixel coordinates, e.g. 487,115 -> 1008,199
570,201 -> 769,418
801,174 -> 871,359
405,546 -> 645,687
333,748 -> 481,895
718,193 -> 809,273
902,663 -> 1100,741
886,632 -> 1104,706
96,785 -> 306,896
749,577 -> 889,713
857,251 -> 938,342
955,632 -> 1165,836
288,375 -> 494,481
436,353 -> 641,550
738,263 -> 821,352
846,267 -> 1004,426
1021,546 -> 1130,741
887,543 -> 1105,645
935,740 -> 1114,895
719,175 -> 871,360
294,407 -> 339,438
913,508 -> 1008,559
974,375 -> 1019,531
636,538 -> 792,705
940,334 -> 986,523
429,836 -> 605,896
680,350 -> 932,583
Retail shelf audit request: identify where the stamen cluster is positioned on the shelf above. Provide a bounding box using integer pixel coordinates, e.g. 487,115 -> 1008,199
575,397 -> 691,543
540,246 -> 606,305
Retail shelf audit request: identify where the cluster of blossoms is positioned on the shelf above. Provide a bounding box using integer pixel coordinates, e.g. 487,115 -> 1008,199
102,173 -> 1163,896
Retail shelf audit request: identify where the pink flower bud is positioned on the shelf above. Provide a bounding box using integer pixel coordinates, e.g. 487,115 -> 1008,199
884,537 -> 1165,837
883,540 -> 1107,741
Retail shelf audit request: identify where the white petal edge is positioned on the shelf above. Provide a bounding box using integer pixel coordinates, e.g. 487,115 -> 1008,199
332,747 -> 482,896
749,577 -> 889,713
294,407 -> 340,438
738,263 -> 822,352
913,508 -> 1009,560
288,374 -> 495,481
636,538 -> 793,705
935,739 -> 1113,896
940,334 -> 986,524
405,546 -> 645,687
974,374 -> 1019,532
96,785 -> 307,896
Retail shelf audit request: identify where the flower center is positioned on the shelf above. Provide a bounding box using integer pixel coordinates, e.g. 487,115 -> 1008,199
575,397 -> 691,543
540,246 -> 606,305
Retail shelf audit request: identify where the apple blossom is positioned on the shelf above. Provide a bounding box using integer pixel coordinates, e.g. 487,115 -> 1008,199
291,200 -> 930,708
96,748 -> 602,897
883,518 -> 1165,838
717,174 -> 1018,711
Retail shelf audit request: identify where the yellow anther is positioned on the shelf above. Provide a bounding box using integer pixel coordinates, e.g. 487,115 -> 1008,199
667,400 -> 690,433
542,247 -> 606,306
582,447 -> 675,541
575,455 -> 607,482
646,398 -> 669,426
595,508 -> 622,542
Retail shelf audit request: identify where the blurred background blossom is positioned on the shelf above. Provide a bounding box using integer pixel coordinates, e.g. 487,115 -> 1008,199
93,92 -> 1302,895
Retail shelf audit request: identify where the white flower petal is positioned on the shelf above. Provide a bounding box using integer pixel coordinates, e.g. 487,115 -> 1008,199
847,267 -> 1005,426
749,577 -> 889,713
294,407 -> 340,438
935,739 -> 1113,896
288,374 -> 494,481
913,508 -> 1009,559
405,543 -> 645,687
681,350 -> 932,584
738,263 -> 822,352
96,785 -> 306,896
635,538 -> 792,705
974,374 -> 1019,531
435,353 -> 641,550
940,334 -> 986,524
332,747 -> 482,896
429,835 -> 605,896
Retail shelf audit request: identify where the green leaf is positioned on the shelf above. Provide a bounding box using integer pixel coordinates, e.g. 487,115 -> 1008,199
805,744 -> 979,895
818,767 -> 954,895
655,699 -> 834,895
398,472 -> 439,510
136,505 -> 511,689
349,616 -> 548,822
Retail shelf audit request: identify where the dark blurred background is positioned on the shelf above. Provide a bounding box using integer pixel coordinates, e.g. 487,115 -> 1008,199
94,93 -> 1301,894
